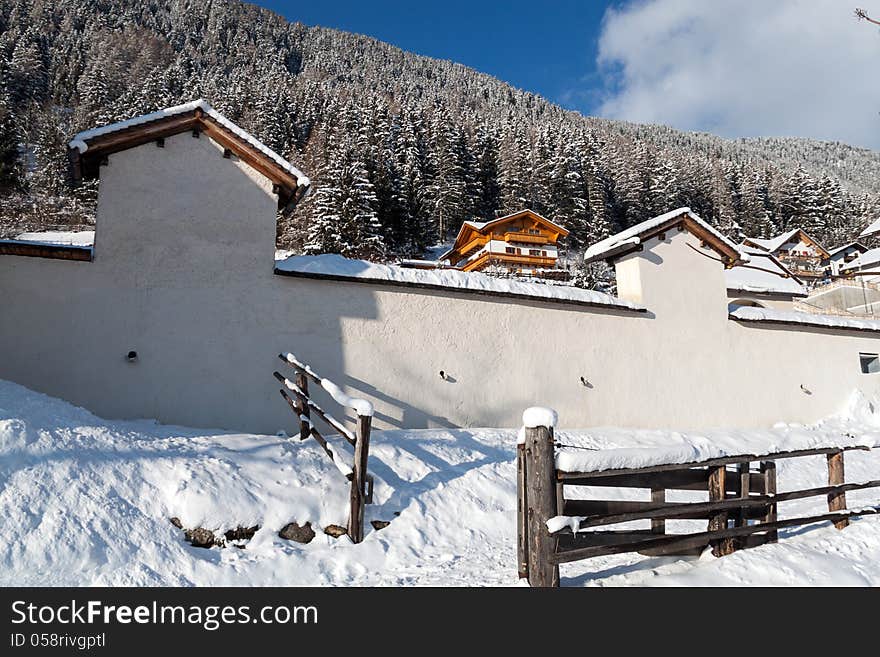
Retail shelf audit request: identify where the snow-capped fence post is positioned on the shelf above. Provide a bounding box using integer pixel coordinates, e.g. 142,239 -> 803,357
348,413 -> 372,543
827,451 -> 848,530
521,408 -> 559,588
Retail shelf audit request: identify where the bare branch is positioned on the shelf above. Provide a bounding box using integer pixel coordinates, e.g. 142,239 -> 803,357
856,7 -> 880,26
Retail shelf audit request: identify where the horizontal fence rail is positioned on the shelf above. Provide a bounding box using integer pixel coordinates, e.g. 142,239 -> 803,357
275,353 -> 374,543
517,411 -> 880,587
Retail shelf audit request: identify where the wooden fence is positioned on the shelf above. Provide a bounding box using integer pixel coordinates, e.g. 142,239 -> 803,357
518,418 -> 880,587
274,353 -> 373,543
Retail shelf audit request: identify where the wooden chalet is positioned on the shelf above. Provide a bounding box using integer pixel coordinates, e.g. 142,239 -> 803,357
742,229 -> 830,284
439,210 -> 569,275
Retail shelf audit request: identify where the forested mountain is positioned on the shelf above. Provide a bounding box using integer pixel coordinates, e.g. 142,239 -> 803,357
1,0 -> 879,265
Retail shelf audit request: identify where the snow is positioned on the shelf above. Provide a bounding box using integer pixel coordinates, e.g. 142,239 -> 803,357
725,251 -> 806,296
842,247 -> 880,273
583,207 -> 745,263
730,305 -> 880,332
745,228 -> 803,254
522,407 -> 558,429
69,99 -> 310,189
554,395 -> 878,473
276,253 -> 642,309
13,230 -> 95,247
827,241 -> 865,258
859,217 -> 880,239
320,379 -> 374,418
1,379 -> 879,587
284,352 -> 373,418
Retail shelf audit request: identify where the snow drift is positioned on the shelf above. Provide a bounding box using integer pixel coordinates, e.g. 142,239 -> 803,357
1,380 -> 879,586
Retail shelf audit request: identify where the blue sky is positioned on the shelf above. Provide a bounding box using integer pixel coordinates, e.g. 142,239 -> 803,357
259,0 -> 610,115
258,1 -> 880,149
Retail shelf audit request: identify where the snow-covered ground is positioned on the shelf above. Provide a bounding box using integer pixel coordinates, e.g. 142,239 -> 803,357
1,379 -> 878,587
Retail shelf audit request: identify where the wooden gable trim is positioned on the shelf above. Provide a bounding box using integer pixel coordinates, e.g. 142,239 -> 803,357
69,111 -> 305,212
791,230 -> 830,258
586,212 -> 742,267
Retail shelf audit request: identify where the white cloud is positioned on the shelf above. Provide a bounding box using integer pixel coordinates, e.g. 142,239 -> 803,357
595,0 -> 880,149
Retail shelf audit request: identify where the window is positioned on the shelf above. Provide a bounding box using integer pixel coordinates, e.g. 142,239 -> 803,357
505,247 -> 516,254
541,250 -> 547,256
529,249 -> 541,256
860,353 -> 880,374
528,229 -> 540,235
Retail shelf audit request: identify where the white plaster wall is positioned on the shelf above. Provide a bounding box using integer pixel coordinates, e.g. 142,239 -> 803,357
3,136 -> 880,434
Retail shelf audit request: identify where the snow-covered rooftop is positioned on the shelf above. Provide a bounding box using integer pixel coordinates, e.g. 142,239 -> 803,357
860,217 -> 880,239
745,228 -> 802,254
730,305 -> 880,332
725,249 -> 806,297
842,247 -> 880,273
583,207 -> 744,263
827,241 -> 867,258
275,254 -> 643,310
69,99 -> 310,188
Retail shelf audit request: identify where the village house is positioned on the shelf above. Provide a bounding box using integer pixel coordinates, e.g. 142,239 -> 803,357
436,209 -> 569,276
742,228 -> 830,286
826,241 -> 869,277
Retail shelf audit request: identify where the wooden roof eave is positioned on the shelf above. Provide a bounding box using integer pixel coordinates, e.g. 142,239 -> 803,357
583,213 -> 743,268
68,111 -> 308,212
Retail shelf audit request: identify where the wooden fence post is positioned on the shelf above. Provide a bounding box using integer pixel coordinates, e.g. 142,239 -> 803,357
296,370 -> 310,441
650,488 -> 665,535
517,443 -> 529,579
523,424 -> 559,587
734,462 -> 750,528
760,461 -> 778,543
708,465 -> 734,556
827,450 -> 848,530
348,413 -> 372,543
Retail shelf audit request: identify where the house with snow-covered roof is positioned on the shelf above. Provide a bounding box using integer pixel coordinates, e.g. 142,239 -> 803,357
725,245 -> 807,310
438,209 -> 569,277
826,241 -> 868,277
742,228 -> 829,285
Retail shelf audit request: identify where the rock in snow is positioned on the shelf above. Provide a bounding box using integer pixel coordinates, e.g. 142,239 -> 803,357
278,521 -> 316,544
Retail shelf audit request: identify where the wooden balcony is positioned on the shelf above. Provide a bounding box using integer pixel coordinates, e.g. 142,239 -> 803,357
504,231 -> 549,245
462,251 -> 559,273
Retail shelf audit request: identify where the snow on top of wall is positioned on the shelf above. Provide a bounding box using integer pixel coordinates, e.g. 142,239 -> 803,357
583,207 -> 745,262
275,254 -> 643,310
730,305 -> 880,332
12,230 -> 95,247
68,99 -> 310,188
725,252 -> 806,296
554,389 -> 880,474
